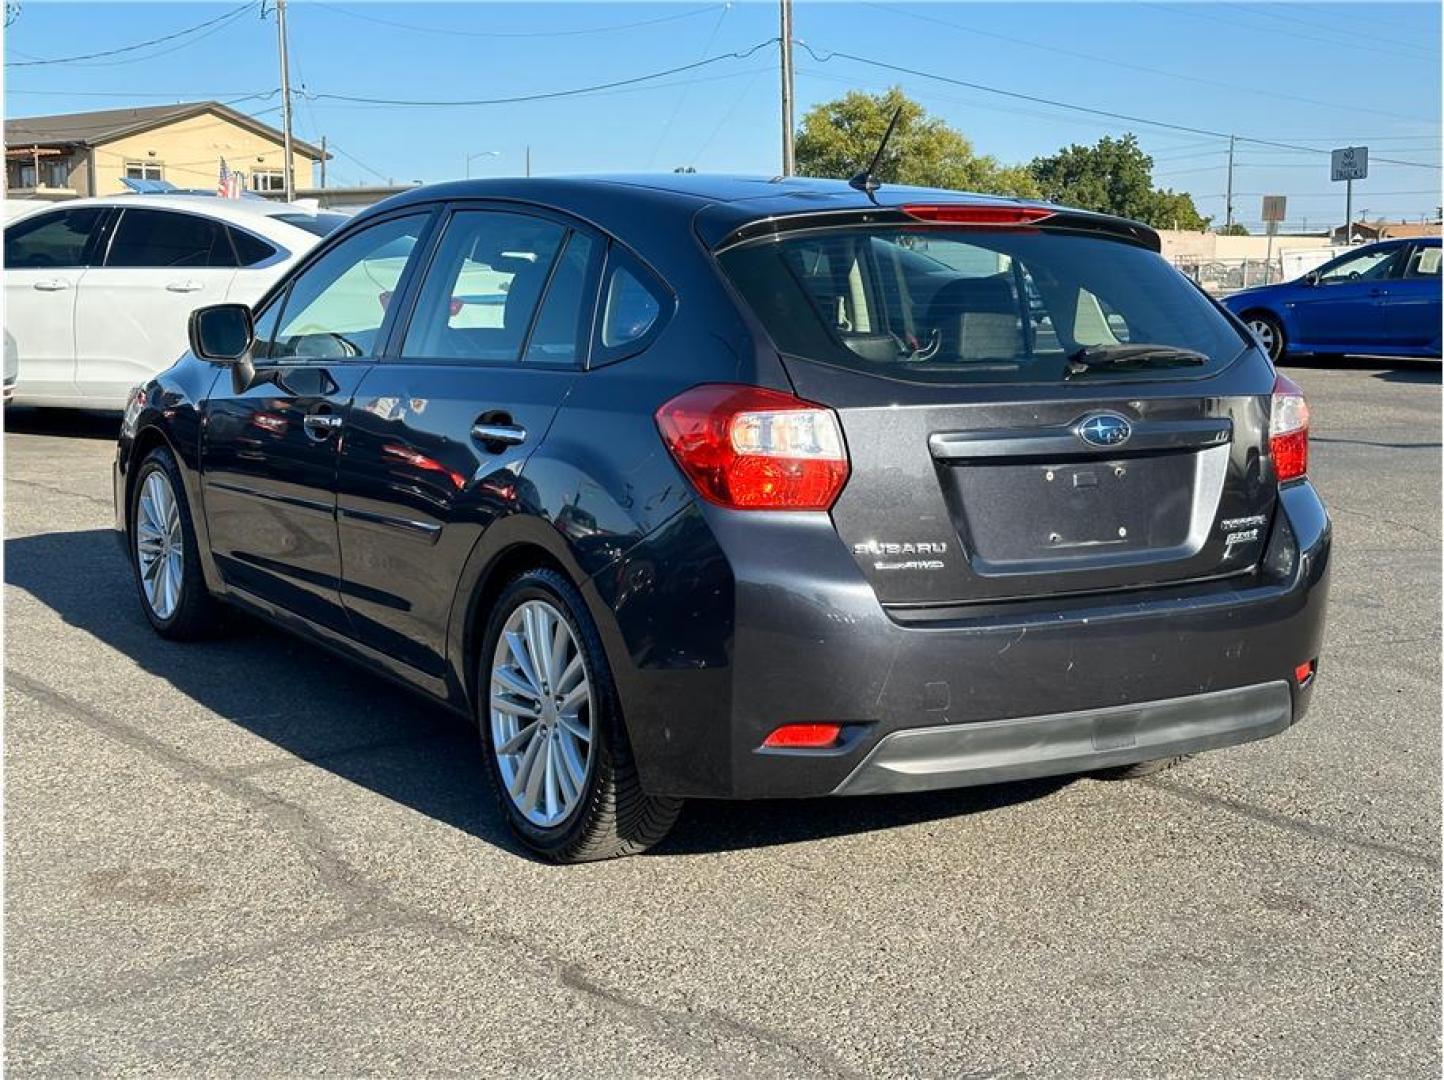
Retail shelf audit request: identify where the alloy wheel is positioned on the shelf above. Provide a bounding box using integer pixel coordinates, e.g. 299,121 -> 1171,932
489,599 -> 594,828
1247,318 -> 1279,360
135,470 -> 184,621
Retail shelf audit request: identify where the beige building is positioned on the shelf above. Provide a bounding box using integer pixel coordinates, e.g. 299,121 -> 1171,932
4,101 -> 325,199
1329,219 -> 1443,244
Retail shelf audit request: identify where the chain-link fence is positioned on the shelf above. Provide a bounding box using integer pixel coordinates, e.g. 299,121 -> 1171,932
1171,257 -> 1285,295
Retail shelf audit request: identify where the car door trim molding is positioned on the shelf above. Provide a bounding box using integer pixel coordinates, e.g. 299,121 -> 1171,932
337,504 -> 443,542
205,478 -> 334,515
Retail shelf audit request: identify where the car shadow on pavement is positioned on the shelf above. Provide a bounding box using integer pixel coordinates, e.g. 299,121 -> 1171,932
5,527 -> 1068,859
1279,356 -> 1441,385
5,408 -> 122,441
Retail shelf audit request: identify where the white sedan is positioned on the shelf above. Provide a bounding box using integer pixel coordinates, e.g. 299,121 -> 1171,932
3,194 -> 346,410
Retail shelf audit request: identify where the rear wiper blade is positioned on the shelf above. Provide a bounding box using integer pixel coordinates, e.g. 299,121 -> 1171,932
1066,343 -> 1208,377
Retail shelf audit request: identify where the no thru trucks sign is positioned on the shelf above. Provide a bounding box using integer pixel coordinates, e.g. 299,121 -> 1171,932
1331,147 -> 1368,182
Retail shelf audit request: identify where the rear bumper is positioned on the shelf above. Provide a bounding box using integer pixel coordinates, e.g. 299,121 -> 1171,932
592,481 -> 1330,800
834,681 -> 1291,795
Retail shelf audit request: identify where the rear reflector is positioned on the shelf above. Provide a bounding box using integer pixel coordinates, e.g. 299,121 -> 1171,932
1294,660 -> 1316,686
901,204 -> 1055,226
656,384 -> 850,510
761,723 -> 843,749
1270,373 -> 1310,483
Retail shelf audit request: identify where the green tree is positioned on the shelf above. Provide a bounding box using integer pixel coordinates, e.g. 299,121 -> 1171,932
1028,134 -> 1210,231
1218,222 -> 1251,236
794,87 -> 1040,198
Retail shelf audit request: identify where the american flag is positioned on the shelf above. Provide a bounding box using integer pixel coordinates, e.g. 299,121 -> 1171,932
216,157 -> 242,198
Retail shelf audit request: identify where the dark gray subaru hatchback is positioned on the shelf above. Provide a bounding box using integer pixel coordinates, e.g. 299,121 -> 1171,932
115,175 -> 1330,861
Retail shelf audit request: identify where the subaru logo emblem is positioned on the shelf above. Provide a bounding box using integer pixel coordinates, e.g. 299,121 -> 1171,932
1077,413 -> 1132,448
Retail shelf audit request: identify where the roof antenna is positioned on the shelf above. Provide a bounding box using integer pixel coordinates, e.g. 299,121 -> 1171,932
848,106 -> 902,197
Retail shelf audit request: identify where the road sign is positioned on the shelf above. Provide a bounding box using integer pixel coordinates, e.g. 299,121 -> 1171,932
1261,195 -> 1287,223
1331,146 -> 1368,182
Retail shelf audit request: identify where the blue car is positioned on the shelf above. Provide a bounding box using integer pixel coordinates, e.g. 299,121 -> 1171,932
1223,237 -> 1440,362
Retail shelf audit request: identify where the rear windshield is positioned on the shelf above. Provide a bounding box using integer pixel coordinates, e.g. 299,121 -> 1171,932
272,212 -> 349,237
718,225 -> 1249,384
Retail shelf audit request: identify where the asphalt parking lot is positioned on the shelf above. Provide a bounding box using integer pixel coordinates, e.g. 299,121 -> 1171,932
4,360 -> 1440,1077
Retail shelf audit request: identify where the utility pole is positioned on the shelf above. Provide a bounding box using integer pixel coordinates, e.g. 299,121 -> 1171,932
319,135 -> 326,189
275,0 -> 295,201
779,0 -> 795,176
1224,135 -> 1235,230
526,145 -> 531,177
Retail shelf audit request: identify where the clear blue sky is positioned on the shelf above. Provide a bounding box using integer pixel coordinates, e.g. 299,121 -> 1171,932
6,1 -> 1440,229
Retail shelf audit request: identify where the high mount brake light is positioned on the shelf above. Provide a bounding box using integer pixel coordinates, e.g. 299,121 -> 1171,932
901,204 -> 1056,226
655,384 -> 850,511
1270,373 -> 1310,483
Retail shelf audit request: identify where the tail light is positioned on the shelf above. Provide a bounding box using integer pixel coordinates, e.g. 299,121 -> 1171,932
655,384 -> 849,510
1270,373 -> 1309,483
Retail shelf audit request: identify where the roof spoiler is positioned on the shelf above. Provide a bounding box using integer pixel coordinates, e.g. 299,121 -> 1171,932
705,206 -> 1161,253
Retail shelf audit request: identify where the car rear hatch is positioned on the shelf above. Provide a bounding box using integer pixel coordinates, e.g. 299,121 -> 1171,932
714,203 -> 1280,606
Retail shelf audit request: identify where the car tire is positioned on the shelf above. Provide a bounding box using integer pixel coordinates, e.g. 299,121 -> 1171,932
129,446 -> 227,640
1092,755 -> 1189,781
478,567 -> 683,863
1244,312 -> 1286,363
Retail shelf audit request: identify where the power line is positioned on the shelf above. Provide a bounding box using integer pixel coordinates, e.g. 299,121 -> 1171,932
646,2 -> 731,169
6,1 -> 256,66
6,87 -> 275,99
692,67 -> 770,164
1200,190 -> 1439,199
302,63 -> 772,113
864,2 -> 1431,125
795,42 -> 1443,170
308,1 -> 728,40
1151,3 -> 1437,63
1214,1 -> 1438,56
306,38 -> 778,107
326,142 -> 389,184
1232,160 -> 1442,170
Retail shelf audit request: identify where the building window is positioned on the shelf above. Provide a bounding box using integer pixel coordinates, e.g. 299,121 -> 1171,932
251,170 -> 285,192
43,160 -> 69,188
10,163 -> 36,188
124,161 -> 164,181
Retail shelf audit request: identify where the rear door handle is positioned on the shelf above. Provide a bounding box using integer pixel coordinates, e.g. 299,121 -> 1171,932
32,279 -> 69,292
166,280 -> 204,293
471,422 -> 527,449
303,412 -> 343,439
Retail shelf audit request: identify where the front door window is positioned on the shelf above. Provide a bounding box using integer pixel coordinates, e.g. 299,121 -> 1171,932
270,214 -> 429,361
1318,246 -> 1405,284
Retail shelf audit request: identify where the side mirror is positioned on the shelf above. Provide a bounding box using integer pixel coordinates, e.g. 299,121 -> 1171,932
188,303 -> 254,363
1303,270 -> 1321,286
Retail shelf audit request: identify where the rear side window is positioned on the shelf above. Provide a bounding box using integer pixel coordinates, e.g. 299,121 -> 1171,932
4,208 -> 105,268
401,210 -> 566,363
272,212 -> 349,238
602,264 -> 661,347
591,247 -> 669,364
106,208 -> 235,269
718,226 -> 1248,385
229,227 -> 278,267
1406,245 -> 1440,279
